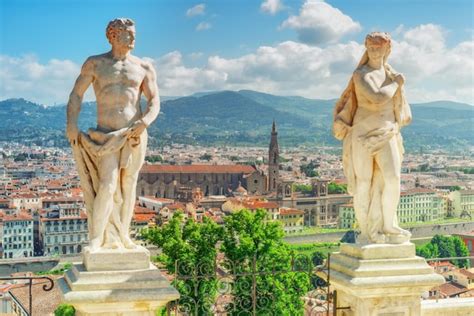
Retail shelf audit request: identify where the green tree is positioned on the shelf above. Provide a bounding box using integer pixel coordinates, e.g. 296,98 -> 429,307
300,161 -> 318,177
200,153 -> 212,161
221,209 -> 310,315
54,304 -> 75,316
292,184 -> 312,195
417,235 -> 470,268
452,236 -> 470,268
328,182 -> 348,194
145,155 -> 163,163
141,213 -> 223,314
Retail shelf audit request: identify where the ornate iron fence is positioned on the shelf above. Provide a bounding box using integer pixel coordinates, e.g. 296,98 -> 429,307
0,275 -> 54,316
165,253 -> 349,315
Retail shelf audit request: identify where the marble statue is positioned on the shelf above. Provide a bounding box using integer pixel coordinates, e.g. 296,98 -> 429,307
333,32 -> 412,244
66,18 -> 160,252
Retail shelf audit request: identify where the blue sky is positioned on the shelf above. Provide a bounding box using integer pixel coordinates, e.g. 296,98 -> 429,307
1,0 -> 473,105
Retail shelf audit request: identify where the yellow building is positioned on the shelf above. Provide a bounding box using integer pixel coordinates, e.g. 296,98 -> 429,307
278,207 -> 304,233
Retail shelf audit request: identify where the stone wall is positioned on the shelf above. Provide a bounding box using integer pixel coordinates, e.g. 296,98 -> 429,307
283,221 -> 474,244
421,297 -> 474,315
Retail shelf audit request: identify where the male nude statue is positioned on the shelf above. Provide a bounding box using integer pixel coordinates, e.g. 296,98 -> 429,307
333,32 -> 412,244
66,18 -> 160,251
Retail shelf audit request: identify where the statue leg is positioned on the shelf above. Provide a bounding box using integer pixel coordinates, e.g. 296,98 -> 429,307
352,139 -> 374,243
89,151 -> 120,251
375,137 -> 410,237
120,134 -> 147,248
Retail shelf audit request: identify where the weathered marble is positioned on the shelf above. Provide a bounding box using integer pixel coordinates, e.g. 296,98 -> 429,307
62,18 -> 178,315
328,242 -> 444,316
66,18 -> 160,252
59,262 -> 178,315
333,32 -> 412,244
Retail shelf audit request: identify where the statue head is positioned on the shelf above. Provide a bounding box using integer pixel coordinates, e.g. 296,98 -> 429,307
106,18 -> 136,50
364,32 -> 391,65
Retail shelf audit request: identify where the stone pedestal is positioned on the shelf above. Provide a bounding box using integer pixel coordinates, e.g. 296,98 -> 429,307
59,246 -> 179,315
329,242 -> 444,316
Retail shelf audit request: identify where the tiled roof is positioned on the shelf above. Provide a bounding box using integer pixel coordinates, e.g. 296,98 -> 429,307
438,282 -> 469,297
141,164 -> 256,174
8,278 -> 61,316
279,208 -> 305,216
400,188 -> 436,196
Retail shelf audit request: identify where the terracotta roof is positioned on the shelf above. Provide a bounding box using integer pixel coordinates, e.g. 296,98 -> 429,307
458,269 -> 474,279
438,282 -> 469,297
167,203 -> 186,210
141,164 -> 256,174
133,213 -> 155,223
243,201 -> 279,209
8,278 -> 61,316
142,196 -> 175,203
134,206 -> 157,214
401,188 -> 436,196
279,208 -> 305,216
2,213 -> 33,221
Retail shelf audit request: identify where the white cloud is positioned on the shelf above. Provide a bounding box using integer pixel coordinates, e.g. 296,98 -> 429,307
0,55 -> 91,105
390,24 -> 473,103
281,0 -> 361,45
1,24 -> 472,106
186,4 -> 205,17
261,0 -> 284,15
196,22 -> 212,31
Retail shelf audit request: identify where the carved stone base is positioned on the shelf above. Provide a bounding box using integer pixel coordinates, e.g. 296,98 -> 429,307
83,245 -> 150,271
59,262 -> 179,315
329,242 -> 444,316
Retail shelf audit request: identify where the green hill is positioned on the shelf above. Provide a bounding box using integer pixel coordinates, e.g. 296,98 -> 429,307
0,91 -> 472,151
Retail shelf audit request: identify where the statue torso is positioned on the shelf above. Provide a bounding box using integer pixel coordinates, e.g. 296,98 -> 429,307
90,53 -> 147,132
353,65 -> 395,131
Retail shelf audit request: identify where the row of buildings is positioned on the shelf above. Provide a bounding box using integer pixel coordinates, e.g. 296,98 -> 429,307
339,188 -> 474,229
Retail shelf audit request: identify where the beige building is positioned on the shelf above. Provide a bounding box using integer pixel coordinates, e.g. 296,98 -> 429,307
398,188 -> 445,223
278,179 -> 352,228
450,190 -> 474,218
338,188 -> 446,228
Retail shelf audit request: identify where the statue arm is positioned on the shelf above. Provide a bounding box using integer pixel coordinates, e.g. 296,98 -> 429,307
353,70 -> 399,107
140,62 -> 160,127
66,58 -> 94,143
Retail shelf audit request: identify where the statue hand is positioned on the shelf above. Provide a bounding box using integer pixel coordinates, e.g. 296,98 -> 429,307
66,124 -> 79,145
394,73 -> 405,86
128,120 -> 147,138
333,119 -> 349,140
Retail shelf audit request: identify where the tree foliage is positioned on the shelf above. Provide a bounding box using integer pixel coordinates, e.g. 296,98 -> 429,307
141,213 -> 223,314
221,209 -> 310,315
328,182 -> 348,194
416,234 -> 470,268
300,161 -> 318,177
292,184 -> 312,195
143,209 -> 311,315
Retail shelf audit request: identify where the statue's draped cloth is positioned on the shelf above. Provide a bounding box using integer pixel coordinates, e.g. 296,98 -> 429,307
71,128 -> 146,244
333,74 -> 412,237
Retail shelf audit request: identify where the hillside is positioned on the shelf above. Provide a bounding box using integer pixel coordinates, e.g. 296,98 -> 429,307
0,91 -> 472,151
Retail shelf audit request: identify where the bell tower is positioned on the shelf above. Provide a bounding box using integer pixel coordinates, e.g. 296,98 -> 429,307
268,120 -> 279,192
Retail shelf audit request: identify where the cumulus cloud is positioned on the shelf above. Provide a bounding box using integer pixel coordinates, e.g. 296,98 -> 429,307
0,55 -> 92,105
1,24 -> 472,105
389,24 -> 473,103
196,22 -> 212,31
186,4 -> 205,17
261,0 -> 284,15
281,0 -> 361,45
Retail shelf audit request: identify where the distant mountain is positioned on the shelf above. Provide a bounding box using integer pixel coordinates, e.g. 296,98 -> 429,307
0,92 -> 472,151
